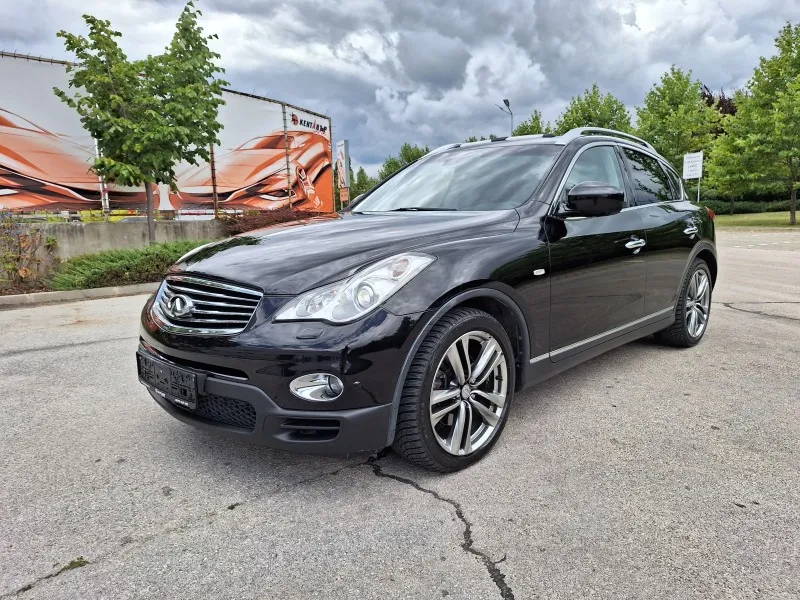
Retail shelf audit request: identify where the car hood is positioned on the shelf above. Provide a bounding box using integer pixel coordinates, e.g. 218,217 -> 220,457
174,210 -> 520,295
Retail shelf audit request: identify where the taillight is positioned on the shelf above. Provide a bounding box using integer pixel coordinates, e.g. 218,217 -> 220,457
706,207 -> 715,220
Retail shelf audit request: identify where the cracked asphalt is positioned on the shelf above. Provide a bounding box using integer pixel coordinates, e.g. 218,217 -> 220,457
1,228 -> 798,599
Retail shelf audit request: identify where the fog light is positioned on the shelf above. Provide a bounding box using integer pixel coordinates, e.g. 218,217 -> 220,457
290,373 -> 344,401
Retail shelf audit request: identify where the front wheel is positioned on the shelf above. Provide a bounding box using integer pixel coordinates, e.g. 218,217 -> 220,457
656,258 -> 712,348
392,308 -> 515,472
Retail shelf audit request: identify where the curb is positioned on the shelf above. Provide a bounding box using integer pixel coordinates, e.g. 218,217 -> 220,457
0,282 -> 160,309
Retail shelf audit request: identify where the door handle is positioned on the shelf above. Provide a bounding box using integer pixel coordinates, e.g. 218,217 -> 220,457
625,238 -> 646,249
684,225 -> 698,237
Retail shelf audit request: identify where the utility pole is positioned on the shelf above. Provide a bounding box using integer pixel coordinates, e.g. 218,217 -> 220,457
210,144 -> 219,220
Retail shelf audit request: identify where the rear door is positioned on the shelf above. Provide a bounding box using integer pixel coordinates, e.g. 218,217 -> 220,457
620,147 -> 698,315
546,144 -> 647,359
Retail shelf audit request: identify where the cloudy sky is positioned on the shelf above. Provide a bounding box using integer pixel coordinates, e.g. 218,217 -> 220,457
2,0 -> 798,174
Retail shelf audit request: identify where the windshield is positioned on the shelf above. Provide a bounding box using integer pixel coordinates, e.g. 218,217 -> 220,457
353,144 -> 561,212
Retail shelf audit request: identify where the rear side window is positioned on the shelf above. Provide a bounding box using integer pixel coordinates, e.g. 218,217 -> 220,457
623,149 -> 673,205
664,167 -> 685,201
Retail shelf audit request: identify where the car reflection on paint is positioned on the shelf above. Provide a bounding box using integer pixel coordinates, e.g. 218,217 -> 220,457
176,130 -> 332,211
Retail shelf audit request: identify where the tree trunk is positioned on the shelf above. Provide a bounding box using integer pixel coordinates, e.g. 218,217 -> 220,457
145,182 -> 156,244
790,182 -> 797,226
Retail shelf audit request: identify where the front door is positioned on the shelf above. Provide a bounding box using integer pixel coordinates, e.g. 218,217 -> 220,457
546,145 -> 647,360
619,148 -> 699,315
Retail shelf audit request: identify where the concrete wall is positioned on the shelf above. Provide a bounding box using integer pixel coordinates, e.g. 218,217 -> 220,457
38,221 -> 227,259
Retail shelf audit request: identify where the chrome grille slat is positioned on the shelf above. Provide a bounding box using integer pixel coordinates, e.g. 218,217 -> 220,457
168,275 -> 264,296
165,283 -> 261,303
189,308 -> 253,316
152,275 -> 263,336
163,290 -> 256,309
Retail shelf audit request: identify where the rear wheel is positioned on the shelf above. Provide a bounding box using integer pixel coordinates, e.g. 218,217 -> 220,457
392,308 -> 515,472
656,258 -> 712,348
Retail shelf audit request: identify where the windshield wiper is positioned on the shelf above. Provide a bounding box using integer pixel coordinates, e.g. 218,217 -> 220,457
388,207 -> 457,212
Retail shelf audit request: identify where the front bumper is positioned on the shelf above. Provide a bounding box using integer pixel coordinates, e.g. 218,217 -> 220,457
141,363 -> 392,454
138,293 -> 428,454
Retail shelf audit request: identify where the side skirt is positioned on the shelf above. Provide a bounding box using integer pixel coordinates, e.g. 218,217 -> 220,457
522,314 -> 675,388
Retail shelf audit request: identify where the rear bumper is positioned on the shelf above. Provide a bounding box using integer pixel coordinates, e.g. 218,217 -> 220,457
142,366 -> 392,455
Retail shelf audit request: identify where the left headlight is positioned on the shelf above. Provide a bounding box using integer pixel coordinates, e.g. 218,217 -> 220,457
274,252 -> 435,324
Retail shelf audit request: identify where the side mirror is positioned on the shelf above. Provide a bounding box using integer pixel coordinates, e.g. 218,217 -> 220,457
565,182 -> 625,217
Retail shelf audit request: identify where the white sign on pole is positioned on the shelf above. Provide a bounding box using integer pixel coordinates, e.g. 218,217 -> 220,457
683,151 -> 704,180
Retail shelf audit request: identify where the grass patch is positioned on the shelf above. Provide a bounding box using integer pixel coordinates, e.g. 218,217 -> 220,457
51,239 -> 211,291
64,557 -> 90,570
715,211 -> 797,227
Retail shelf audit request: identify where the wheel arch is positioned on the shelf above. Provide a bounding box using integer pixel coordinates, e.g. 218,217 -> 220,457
696,248 -> 717,288
386,287 -> 531,446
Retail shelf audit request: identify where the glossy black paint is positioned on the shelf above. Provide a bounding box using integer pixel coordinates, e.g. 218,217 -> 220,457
566,182 -> 625,217
139,133 -> 717,454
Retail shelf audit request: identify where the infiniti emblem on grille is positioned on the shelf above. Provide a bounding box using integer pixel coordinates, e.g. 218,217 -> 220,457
167,294 -> 194,318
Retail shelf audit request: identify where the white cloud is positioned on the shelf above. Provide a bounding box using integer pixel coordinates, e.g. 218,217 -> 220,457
2,0 -> 799,169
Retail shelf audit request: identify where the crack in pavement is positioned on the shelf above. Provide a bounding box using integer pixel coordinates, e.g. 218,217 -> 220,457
0,458 -> 370,598
720,302 -> 800,324
366,455 -> 515,600
6,451 -> 515,599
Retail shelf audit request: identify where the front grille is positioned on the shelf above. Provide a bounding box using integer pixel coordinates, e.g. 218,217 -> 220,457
195,394 -> 257,430
153,275 -> 262,335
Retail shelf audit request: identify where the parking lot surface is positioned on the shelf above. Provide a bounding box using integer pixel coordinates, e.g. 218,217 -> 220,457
1,228 -> 798,599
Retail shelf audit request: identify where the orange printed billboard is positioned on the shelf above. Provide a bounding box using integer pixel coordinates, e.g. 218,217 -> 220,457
0,53 -> 334,213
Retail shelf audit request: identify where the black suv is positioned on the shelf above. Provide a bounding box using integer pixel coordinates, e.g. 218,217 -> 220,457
137,128 -> 716,472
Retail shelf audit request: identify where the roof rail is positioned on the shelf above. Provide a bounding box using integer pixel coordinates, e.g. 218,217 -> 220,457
428,142 -> 461,155
559,127 -> 655,152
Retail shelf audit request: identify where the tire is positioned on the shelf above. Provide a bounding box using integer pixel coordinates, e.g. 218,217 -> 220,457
392,307 -> 516,472
656,258 -> 712,348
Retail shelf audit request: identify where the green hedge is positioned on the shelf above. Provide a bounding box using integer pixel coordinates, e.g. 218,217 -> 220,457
699,199 -> 791,215
51,240 -> 210,291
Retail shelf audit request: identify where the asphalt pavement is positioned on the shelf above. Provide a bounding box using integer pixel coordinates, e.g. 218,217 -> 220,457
1,228 -> 798,599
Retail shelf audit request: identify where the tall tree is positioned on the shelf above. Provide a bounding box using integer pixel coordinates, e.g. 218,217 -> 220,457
709,23 -> 800,225
378,143 -> 430,180
55,1 -> 227,242
352,166 -> 377,197
512,110 -> 552,136
554,83 -> 632,134
636,66 -> 721,167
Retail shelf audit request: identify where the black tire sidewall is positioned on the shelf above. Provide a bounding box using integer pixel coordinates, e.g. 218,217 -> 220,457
677,260 -> 712,345
412,312 -> 516,471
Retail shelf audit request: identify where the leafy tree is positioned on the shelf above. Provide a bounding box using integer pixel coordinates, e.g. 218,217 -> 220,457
352,166 -> 377,197
709,23 -> 800,225
378,143 -> 430,180
55,1 -> 227,242
512,110 -> 552,136
464,135 -> 488,142
636,66 -> 721,167
701,86 -> 737,118
554,83 -> 632,134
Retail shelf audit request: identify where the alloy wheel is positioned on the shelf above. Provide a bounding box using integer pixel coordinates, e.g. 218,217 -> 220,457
685,268 -> 711,338
429,331 -> 509,456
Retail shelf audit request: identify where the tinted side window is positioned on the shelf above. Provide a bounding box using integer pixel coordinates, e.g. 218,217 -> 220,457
664,167 -> 685,201
623,149 -> 672,205
565,146 -> 625,193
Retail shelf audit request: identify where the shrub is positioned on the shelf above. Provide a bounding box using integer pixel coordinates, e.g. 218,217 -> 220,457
51,239 -> 209,291
1,213 -> 53,288
220,208 -> 304,235
699,199 -> 791,215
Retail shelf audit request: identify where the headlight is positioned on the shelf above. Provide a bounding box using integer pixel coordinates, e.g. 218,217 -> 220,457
274,252 -> 435,324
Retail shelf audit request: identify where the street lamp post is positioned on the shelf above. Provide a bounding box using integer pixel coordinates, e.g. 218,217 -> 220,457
496,99 -> 513,136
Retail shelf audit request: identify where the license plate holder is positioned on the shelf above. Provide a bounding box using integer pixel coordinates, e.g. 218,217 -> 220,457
137,351 -> 199,410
